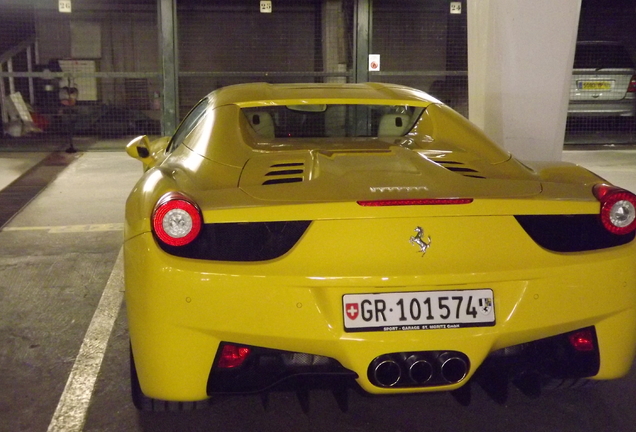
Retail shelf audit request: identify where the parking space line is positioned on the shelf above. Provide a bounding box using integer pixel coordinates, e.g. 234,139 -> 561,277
47,249 -> 124,432
3,223 -> 124,233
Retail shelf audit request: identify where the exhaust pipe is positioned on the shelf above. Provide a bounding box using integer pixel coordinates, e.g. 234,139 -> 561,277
405,354 -> 433,384
370,355 -> 402,387
369,351 -> 469,388
438,353 -> 469,383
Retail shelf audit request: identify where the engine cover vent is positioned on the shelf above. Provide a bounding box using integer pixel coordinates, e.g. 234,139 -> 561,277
262,162 -> 306,185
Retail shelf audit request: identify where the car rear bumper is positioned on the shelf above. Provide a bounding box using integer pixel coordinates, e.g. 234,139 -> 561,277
124,230 -> 636,402
568,99 -> 636,117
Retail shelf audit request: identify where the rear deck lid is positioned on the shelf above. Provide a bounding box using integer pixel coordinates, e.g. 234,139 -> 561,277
239,145 -> 542,203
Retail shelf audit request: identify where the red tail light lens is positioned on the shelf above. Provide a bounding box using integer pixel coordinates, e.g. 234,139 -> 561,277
152,193 -> 202,246
628,75 -> 636,93
568,329 -> 595,352
217,344 -> 251,369
357,198 -> 473,206
593,184 -> 636,235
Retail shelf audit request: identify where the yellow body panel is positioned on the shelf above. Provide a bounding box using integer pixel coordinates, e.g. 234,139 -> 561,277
126,219 -> 636,400
124,82 -> 636,403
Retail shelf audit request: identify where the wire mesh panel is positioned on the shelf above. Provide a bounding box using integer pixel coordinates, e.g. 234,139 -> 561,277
370,0 -> 467,117
566,0 -> 636,146
177,0 -> 354,114
565,42 -> 636,145
0,0 -> 161,143
1,0 -> 634,148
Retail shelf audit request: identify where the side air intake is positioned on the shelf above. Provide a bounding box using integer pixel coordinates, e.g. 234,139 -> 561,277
435,160 -> 486,179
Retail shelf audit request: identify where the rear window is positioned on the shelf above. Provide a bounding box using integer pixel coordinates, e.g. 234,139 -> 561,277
574,43 -> 635,69
242,104 -> 425,139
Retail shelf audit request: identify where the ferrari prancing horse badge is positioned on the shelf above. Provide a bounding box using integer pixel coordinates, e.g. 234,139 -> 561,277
410,226 -> 431,256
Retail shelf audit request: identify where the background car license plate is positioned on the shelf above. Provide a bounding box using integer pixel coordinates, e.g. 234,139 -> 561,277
578,80 -> 613,90
343,289 -> 495,332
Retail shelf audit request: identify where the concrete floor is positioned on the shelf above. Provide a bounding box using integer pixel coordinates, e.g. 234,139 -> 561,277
1,147 -> 636,432
562,149 -> 636,193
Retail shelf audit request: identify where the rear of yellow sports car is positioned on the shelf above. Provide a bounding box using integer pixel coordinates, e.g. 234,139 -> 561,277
124,83 -> 636,409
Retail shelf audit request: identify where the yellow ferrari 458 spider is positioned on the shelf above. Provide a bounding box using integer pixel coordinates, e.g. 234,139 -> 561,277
124,82 -> 636,410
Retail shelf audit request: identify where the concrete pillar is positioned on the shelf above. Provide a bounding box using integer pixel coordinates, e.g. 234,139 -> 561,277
467,0 -> 581,161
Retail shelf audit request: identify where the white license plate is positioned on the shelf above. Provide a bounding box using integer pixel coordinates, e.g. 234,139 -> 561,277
343,289 -> 495,332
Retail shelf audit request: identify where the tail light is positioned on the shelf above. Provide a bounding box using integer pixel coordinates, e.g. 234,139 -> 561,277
217,344 -> 251,369
357,198 -> 473,206
152,192 -> 202,246
628,75 -> 636,93
568,329 -> 596,352
593,184 -> 636,235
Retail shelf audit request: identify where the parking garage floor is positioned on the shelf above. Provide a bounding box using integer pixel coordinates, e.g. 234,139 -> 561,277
1,145 -> 636,432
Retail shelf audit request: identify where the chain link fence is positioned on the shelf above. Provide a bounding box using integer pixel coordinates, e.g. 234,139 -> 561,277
176,0 -> 354,115
370,0 -> 468,117
0,1 -> 161,148
565,1 -> 636,146
0,0 -> 634,147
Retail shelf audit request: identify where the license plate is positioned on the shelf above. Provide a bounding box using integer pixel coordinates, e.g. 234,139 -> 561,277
343,289 -> 495,332
577,80 -> 613,90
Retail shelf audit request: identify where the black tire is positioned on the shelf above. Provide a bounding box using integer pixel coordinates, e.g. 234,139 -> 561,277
540,376 -> 598,391
129,344 -> 211,411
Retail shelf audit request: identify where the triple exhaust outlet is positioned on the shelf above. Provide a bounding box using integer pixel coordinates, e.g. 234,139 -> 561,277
368,351 -> 469,388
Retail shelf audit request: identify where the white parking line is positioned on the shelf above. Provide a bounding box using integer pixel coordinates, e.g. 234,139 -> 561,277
47,249 -> 124,432
3,223 -> 124,233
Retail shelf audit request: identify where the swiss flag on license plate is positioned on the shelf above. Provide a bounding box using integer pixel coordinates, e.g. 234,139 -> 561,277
345,303 -> 359,320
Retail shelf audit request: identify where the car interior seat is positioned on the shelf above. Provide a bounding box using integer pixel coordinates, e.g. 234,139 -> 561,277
378,113 -> 410,137
248,111 -> 275,139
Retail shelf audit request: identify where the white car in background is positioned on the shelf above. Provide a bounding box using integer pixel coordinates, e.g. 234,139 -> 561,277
568,41 -> 636,117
